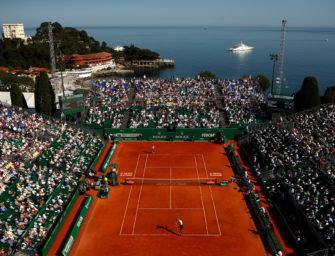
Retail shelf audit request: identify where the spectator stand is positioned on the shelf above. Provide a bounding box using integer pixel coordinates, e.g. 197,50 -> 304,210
0,105 -> 104,255
225,144 -> 283,255
245,104 -> 335,256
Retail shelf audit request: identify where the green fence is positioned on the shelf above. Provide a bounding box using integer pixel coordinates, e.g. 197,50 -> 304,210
104,128 -> 245,141
226,144 -> 247,178
41,185 -> 81,256
90,140 -> 108,171
61,195 -> 94,256
102,142 -> 118,172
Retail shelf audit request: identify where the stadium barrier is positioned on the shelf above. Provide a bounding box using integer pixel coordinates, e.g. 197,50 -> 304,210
89,140 -> 108,171
272,202 -> 299,248
104,128 -> 245,141
61,195 -> 94,256
225,144 -> 284,254
225,144 -> 247,178
40,181 -> 82,256
101,142 -> 118,173
246,193 -> 283,254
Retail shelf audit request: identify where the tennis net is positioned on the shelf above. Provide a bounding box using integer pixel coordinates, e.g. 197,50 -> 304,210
124,178 -> 218,185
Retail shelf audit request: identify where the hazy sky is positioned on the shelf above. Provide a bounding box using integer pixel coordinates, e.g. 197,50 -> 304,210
1,0 -> 335,28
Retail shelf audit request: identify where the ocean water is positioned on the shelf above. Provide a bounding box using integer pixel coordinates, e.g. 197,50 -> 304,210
25,26 -> 335,94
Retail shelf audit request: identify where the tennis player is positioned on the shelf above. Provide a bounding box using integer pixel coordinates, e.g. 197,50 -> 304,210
176,218 -> 183,236
152,144 -> 155,153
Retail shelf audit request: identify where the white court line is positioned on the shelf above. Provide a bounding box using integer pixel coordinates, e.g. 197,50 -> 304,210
132,154 -> 148,234
119,154 -> 141,235
139,208 -> 202,210
112,142 -> 122,164
201,154 -> 222,235
170,167 -> 172,209
194,155 -> 209,235
120,233 -> 221,237
145,166 -> 195,168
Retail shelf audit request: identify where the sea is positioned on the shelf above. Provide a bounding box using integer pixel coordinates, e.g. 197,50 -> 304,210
25,26 -> 335,95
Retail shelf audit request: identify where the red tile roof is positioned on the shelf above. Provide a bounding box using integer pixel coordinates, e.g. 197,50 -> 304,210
67,52 -> 112,61
0,67 -> 9,72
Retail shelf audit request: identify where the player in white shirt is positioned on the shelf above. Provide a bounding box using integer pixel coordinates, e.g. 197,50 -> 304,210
176,218 -> 183,236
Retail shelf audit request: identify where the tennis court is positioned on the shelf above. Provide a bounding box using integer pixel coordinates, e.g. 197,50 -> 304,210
72,142 -> 267,256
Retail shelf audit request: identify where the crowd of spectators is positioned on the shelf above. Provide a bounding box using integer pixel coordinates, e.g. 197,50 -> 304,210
0,105 -> 103,254
0,105 -> 64,194
84,80 -> 131,128
82,77 -> 268,129
130,78 -> 220,128
249,104 -> 335,253
220,79 -> 266,125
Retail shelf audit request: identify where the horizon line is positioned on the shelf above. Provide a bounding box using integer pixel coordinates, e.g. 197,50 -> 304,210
20,24 -> 335,29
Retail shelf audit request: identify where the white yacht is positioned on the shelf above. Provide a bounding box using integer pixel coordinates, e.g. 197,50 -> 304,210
228,42 -> 254,51
114,46 -> 125,52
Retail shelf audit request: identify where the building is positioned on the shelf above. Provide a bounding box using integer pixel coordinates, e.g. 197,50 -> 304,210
2,24 -> 27,40
63,52 -> 113,66
0,92 -> 35,109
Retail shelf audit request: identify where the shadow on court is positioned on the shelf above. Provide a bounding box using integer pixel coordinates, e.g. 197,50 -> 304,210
156,225 -> 178,236
143,151 -> 153,154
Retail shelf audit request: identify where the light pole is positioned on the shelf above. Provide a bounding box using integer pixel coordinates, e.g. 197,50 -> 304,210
270,54 -> 278,95
58,51 -> 65,98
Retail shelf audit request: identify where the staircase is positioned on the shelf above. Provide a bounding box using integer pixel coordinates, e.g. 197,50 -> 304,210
121,86 -> 136,128
214,82 -> 228,127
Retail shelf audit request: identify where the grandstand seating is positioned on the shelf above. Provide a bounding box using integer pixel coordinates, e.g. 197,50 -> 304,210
83,78 -> 266,129
248,104 -> 335,254
0,105 -> 103,254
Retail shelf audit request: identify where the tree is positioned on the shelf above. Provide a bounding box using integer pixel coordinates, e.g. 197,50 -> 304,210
10,83 -> 28,108
294,76 -> 320,112
255,74 -> 270,92
322,85 -> 335,103
0,71 -> 34,92
1,22 -> 161,69
34,71 -> 56,116
198,70 -> 216,79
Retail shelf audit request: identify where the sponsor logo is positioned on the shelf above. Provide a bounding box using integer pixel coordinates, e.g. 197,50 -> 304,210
113,133 -> 141,138
152,135 -> 167,139
63,236 -> 74,254
126,179 -> 135,184
120,172 -> 133,177
76,216 -> 84,228
175,135 -> 189,139
210,172 -> 222,177
201,133 -> 216,137
206,179 -> 216,185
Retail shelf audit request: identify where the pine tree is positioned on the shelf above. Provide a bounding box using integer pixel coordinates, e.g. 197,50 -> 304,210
294,76 -> 320,112
10,83 -> 28,108
323,85 -> 335,103
34,74 -> 41,113
34,71 -> 56,116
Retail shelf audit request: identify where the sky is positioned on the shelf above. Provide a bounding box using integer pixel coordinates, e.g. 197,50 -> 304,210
1,0 -> 335,28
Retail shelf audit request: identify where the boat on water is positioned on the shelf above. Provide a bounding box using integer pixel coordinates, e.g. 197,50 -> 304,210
114,46 -> 125,51
228,42 -> 254,51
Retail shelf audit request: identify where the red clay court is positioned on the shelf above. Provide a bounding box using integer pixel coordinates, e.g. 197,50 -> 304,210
72,142 -> 267,256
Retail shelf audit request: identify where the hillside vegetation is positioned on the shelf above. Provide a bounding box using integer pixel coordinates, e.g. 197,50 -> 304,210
0,22 -> 160,70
